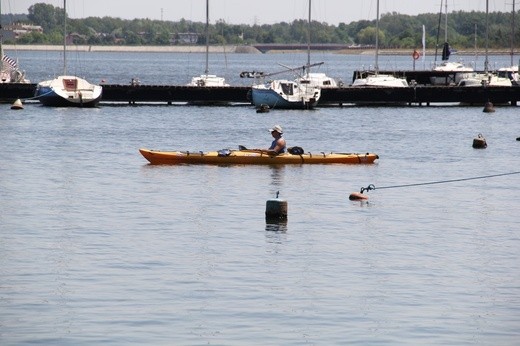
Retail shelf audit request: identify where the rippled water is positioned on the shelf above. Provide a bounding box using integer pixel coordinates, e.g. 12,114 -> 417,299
1,51 -> 519,345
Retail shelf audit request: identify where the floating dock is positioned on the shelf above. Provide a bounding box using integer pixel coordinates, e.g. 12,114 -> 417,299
1,82 -> 519,106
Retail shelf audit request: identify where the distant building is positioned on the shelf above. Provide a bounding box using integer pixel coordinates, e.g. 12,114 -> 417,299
1,23 -> 43,40
174,32 -> 199,44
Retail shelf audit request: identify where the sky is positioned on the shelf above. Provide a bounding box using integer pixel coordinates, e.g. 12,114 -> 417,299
3,0 -> 515,26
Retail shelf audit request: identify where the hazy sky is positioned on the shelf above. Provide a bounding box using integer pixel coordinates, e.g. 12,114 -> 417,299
3,0 -> 514,25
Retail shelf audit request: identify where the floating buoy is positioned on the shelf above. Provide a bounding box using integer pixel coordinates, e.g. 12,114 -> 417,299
349,192 -> 369,201
256,104 -> 270,113
265,191 -> 287,222
483,101 -> 495,113
517,137 -> 520,141
472,133 -> 487,149
10,99 -> 24,110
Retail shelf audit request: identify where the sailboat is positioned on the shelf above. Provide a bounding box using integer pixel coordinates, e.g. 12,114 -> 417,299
430,0 -> 473,85
0,1 -> 29,83
351,0 -> 408,87
34,0 -> 102,107
457,0 -> 512,87
249,0 -> 324,109
188,0 -> 229,87
297,0 -> 338,88
497,1 -> 519,85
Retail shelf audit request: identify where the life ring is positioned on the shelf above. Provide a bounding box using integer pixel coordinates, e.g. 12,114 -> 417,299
412,50 -> 420,60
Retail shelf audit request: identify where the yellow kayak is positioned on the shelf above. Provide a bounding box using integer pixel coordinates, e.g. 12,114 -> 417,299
139,148 -> 379,165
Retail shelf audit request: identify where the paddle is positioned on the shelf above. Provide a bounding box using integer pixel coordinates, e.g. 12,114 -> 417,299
238,145 -> 277,156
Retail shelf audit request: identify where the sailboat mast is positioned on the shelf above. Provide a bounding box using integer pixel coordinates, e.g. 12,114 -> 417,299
434,0 -> 443,64
484,0 -> 489,73
204,0 -> 209,75
0,0 -> 4,72
63,0 -> 67,75
444,0 -> 448,43
307,0 -> 311,70
511,1 -> 516,66
375,0 -> 379,74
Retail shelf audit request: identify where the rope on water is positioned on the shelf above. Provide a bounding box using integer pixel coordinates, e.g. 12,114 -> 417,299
358,171 -> 520,194
22,89 -> 54,101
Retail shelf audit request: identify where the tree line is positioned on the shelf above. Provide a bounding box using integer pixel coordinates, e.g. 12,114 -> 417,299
2,3 -> 518,50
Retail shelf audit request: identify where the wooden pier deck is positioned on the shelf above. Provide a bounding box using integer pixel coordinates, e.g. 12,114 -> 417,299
1,83 -> 519,106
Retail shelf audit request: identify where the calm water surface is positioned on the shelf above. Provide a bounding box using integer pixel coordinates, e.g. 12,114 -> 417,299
1,51 -> 519,345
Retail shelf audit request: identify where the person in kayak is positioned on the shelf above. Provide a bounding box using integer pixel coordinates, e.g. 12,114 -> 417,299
267,125 -> 286,154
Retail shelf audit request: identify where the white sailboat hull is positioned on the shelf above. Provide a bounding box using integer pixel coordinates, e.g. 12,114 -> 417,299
35,75 -> 102,107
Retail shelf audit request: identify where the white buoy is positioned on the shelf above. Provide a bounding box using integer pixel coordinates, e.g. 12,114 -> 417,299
265,191 -> 287,222
10,99 -> 24,110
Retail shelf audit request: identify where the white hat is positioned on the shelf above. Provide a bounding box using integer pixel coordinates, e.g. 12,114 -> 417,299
269,125 -> 283,134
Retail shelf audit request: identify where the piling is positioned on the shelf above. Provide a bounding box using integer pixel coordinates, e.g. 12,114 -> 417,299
265,191 -> 288,222
472,133 -> 487,149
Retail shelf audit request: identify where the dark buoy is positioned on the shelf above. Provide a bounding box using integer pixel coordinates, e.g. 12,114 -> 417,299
349,192 -> 369,201
265,191 -> 287,222
483,101 -> 495,113
10,99 -> 24,110
516,137 -> 520,141
472,133 -> 487,149
256,104 -> 270,113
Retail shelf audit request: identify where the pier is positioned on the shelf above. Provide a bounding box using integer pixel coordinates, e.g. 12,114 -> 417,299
1,82 -> 519,106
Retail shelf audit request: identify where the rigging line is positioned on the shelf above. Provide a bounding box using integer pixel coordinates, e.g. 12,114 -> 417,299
361,171 -> 520,192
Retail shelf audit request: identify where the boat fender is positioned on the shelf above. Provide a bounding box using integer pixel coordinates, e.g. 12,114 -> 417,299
349,184 -> 375,201
349,192 -> 369,201
472,134 -> 487,149
217,149 -> 232,157
288,146 -> 304,155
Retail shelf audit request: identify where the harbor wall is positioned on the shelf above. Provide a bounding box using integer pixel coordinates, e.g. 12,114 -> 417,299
3,44 -> 516,55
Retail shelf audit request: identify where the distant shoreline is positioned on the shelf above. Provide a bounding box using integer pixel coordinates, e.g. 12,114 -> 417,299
3,44 -> 516,56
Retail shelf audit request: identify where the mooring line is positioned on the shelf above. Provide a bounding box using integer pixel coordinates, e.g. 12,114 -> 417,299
359,171 -> 520,194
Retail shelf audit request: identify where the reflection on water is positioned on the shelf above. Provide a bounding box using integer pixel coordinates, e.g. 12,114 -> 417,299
265,221 -> 288,233
265,221 -> 288,245
268,165 -> 285,188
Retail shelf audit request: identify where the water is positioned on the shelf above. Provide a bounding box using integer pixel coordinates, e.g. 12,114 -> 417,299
1,51 -> 519,345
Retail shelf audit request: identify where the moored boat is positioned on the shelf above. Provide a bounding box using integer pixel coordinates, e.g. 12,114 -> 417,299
251,79 -> 320,109
34,0 -> 102,107
35,75 -> 102,107
139,148 -> 378,165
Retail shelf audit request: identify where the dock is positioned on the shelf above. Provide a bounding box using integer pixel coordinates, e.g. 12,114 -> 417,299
1,82 -> 519,106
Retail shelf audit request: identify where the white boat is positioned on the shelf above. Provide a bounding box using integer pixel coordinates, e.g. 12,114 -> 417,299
298,72 -> 338,88
457,0 -> 512,87
250,0 -> 328,109
35,75 -> 103,107
496,4 -> 519,85
188,0 -> 228,87
498,65 -> 519,85
352,73 -> 409,87
34,0 -> 102,107
430,1 -> 473,85
0,1 -> 29,84
351,0 -> 408,88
